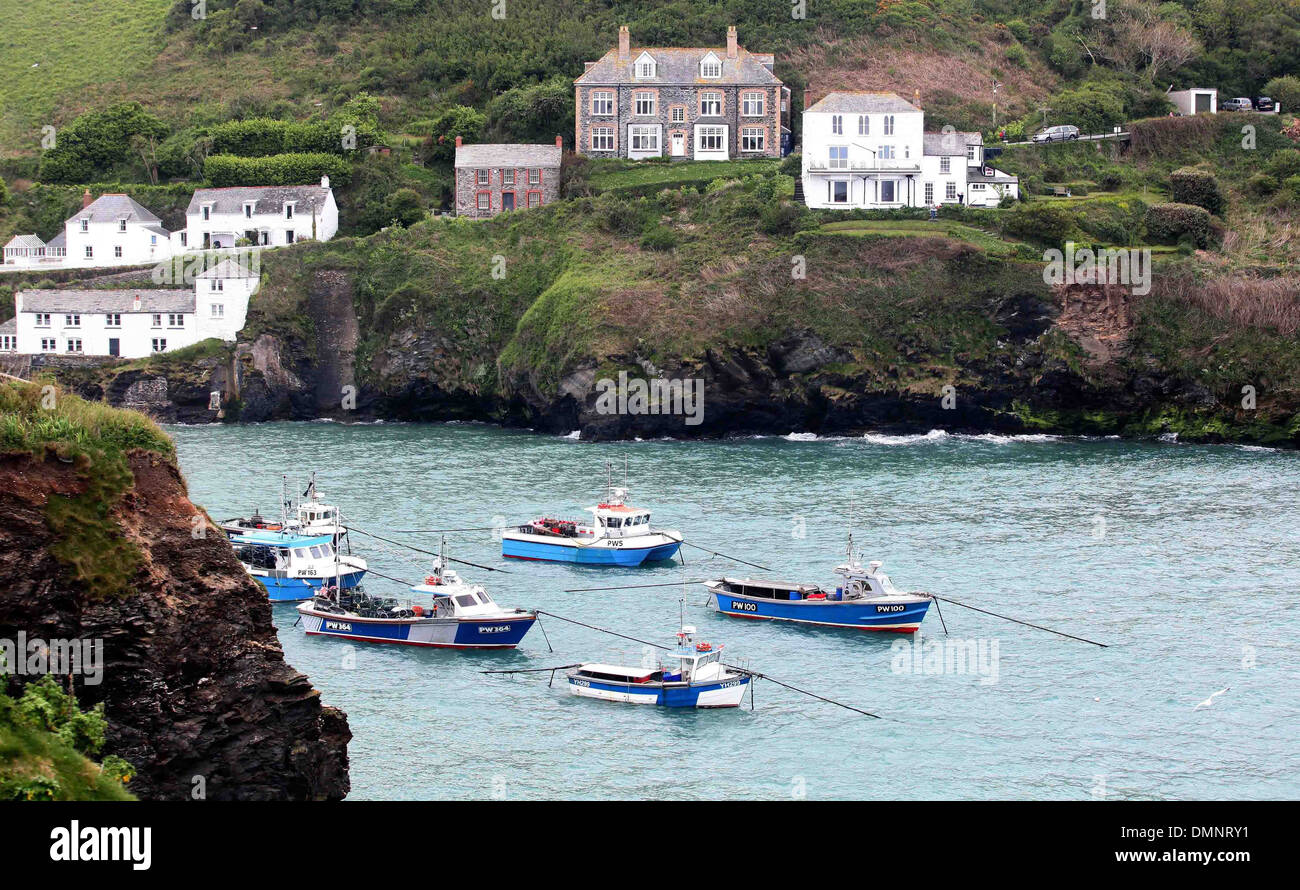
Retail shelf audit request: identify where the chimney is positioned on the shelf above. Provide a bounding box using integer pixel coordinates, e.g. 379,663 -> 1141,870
133,294 -> 141,311
914,89 -> 921,109
320,175 -> 330,189
82,189 -> 93,209
803,89 -> 811,110
555,134 -> 563,149
455,135 -> 463,148
727,25 -> 738,59
618,25 -> 630,60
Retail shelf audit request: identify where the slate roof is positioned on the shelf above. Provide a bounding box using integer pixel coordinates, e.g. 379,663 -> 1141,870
576,46 -> 781,86
46,232 -> 66,249
71,194 -> 161,224
454,143 -> 562,168
4,234 -> 45,250
967,167 -> 1019,183
197,258 -> 259,279
805,92 -> 921,115
19,289 -> 196,313
0,318 -> 15,335
923,131 -> 983,156
187,185 -> 331,216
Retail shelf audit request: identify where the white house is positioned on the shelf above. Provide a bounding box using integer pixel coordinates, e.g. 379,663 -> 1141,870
801,91 -> 1018,210
3,191 -> 174,271
9,258 -> 259,359
1167,87 -> 1217,116
182,178 -> 338,251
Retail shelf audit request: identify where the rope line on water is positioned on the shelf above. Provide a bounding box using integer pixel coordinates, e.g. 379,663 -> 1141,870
680,541 -> 771,572
931,594 -> 1107,647
345,524 -> 512,574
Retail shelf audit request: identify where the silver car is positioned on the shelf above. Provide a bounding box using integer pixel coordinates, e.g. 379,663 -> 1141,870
1031,125 -> 1081,143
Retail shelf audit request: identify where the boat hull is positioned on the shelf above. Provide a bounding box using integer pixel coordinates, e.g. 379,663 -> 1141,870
501,533 -> 681,566
709,589 -> 929,632
298,608 -> 536,649
567,675 -> 750,708
254,569 -> 366,603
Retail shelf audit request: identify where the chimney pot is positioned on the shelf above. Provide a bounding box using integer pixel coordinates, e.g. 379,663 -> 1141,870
455,135 -> 463,148
555,135 -> 563,149
618,25 -> 630,60
82,189 -> 93,209
727,25 -> 738,59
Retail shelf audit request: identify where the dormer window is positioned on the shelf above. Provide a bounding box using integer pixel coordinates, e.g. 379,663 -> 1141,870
118,219 -> 127,232
285,203 -> 295,220
244,202 -> 255,219
634,51 -> 656,79
700,52 -> 721,78
202,205 -> 211,221
80,219 -> 89,232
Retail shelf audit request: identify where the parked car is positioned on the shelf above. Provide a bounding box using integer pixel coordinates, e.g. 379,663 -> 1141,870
1221,97 -> 1253,111
1031,125 -> 1081,143
1254,96 -> 1275,112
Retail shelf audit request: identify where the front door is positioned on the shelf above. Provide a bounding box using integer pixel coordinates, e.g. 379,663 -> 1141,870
502,192 -> 515,211
108,338 -> 120,357
671,132 -> 685,157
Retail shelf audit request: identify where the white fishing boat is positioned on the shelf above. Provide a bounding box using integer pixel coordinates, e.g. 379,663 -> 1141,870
566,627 -> 751,708
222,473 -> 347,544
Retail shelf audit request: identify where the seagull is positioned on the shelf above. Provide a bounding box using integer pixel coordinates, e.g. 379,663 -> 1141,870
1194,687 -> 1230,710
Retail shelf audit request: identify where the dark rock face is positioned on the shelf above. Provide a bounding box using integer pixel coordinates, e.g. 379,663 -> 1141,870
0,451 -> 351,800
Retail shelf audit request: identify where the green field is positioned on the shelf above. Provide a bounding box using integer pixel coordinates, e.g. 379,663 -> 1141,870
817,218 -> 1032,257
587,159 -> 782,195
0,0 -> 173,149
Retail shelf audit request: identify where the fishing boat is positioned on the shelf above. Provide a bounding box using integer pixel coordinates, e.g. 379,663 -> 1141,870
566,627 -> 750,708
222,473 -> 348,545
229,529 -> 367,602
704,534 -> 931,632
502,465 -> 683,566
296,549 -> 536,648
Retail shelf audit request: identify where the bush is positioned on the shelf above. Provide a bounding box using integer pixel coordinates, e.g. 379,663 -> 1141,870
639,226 -> 677,251
426,105 -> 487,164
1246,173 -> 1280,197
1049,84 -> 1126,135
779,153 -> 801,177
204,153 -> 352,187
1143,203 -> 1214,248
1263,75 -> 1300,113
760,201 -> 806,235
1169,167 -> 1225,215
37,103 -> 169,183
1265,149 -> 1300,181
1000,203 -> 1081,247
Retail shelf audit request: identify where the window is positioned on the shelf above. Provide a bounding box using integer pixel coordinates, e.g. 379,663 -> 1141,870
118,219 -> 127,232
285,204 -> 294,219
591,91 -> 614,115
180,232 -> 187,247
879,145 -> 895,160
945,182 -> 957,201
971,183 -> 986,191
590,127 -> 615,152
285,230 -> 295,243
697,126 -> 724,152
244,203 -> 254,218
700,92 -> 721,116
202,206 -> 211,221
670,106 -> 685,124
637,59 -> 655,78
212,278 -> 224,291
701,58 -> 721,78
967,143 -> 979,162
883,115 -> 895,135
528,168 -> 540,186
150,235 -> 157,246
105,313 -> 121,327
65,338 -> 82,354
634,92 -> 656,116
41,338 -> 56,352
828,146 -> 848,169
741,127 -> 765,152
152,314 -> 162,328
940,156 -> 951,174
1,335 -> 14,351
828,181 -> 849,204
114,246 -> 123,258
211,304 -> 225,318
65,314 -> 80,327
85,246 -> 93,259
476,169 -> 490,187
168,313 -> 185,327
503,169 -> 515,187
881,181 -> 896,203
743,93 -> 765,117
630,126 -> 660,154
831,115 -> 843,135
527,191 -> 541,208
858,115 -> 869,136
924,182 -> 934,204
35,313 -> 51,327
79,218 -> 89,232
476,193 -> 490,211
152,338 -> 167,353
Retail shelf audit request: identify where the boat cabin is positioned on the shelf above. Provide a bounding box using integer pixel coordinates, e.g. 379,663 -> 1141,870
588,503 -> 653,538
231,531 -> 340,572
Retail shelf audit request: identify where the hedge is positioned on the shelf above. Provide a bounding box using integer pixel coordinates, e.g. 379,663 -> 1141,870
1169,167 -> 1225,215
207,118 -> 382,157
204,153 -> 353,188
1143,202 -> 1214,248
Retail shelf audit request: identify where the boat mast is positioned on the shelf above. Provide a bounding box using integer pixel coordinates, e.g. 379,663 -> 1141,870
605,460 -> 612,504
281,475 -> 290,528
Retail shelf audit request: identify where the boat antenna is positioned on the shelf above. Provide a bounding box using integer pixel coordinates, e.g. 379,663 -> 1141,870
281,475 -> 290,528
605,460 -> 612,504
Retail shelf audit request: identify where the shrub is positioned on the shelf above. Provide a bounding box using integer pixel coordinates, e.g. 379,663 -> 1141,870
37,103 -> 169,183
1169,167 -> 1225,215
760,201 -> 806,235
779,153 -> 801,177
1143,203 -> 1214,248
1246,173 -> 1280,197
1265,149 -> 1300,181
1262,75 -> 1300,113
1000,203 -> 1081,247
426,105 -> 486,164
639,226 -> 677,251
1049,84 -> 1126,135
204,153 -> 351,187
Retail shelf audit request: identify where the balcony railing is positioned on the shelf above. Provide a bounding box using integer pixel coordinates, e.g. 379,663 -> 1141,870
807,160 -> 922,173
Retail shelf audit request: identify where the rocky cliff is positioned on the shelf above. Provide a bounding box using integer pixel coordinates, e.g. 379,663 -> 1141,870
0,419 -> 351,800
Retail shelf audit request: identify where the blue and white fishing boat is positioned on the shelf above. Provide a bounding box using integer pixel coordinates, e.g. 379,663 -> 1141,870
566,627 -> 751,708
229,529 -> 367,602
296,549 -> 536,649
502,466 -> 683,566
704,534 -> 931,632
222,473 -> 349,546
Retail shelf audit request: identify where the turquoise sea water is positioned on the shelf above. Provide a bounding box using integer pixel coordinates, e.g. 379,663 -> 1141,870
168,422 -> 1300,800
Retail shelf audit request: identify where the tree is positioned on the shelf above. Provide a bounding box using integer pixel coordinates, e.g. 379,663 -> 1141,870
1263,76 -> 1300,112
1104,1 -> 1201,82
426,105 -> 486,164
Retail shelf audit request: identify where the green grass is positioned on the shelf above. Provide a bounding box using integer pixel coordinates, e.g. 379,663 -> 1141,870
0,723 -> 134,801
587,159 -> 781,195
0,0 -> 174,148
816,218 -> 1032,257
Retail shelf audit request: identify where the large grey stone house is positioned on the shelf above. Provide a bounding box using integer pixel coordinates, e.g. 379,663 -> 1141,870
454,137 -> 563,219
574,25 -> 789,161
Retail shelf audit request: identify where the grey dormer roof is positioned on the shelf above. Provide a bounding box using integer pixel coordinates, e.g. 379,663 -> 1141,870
454,143 -> 563,168
4,234 -> 45,249
575,46 -> 782,86
806,92 -> 921,115
187,185 -> 331,216
923,131 -> 983,156
197,258 -> 259,279
19,289 -> 196,314
71,194 -> 161,225
0,318 -> 15,335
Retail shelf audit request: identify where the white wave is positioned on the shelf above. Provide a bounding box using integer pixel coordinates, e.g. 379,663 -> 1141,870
861,429 -> 950,446
961,433 -> 1062,445
562,430 -> 581,440
782,432 -> 821,442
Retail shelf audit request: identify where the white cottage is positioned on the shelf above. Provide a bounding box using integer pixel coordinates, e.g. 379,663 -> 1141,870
182,178 -> 338,251
801,91 -> 1018,210
3,191 -> 174,270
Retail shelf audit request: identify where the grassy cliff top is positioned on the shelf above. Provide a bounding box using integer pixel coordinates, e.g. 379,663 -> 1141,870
0,379 -> 175,461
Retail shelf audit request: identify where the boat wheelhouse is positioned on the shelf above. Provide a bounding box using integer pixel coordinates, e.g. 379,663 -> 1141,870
705,537 -> 931,632
229,530 -> 367,602
502,476 -> 683,566
297,550 -> 536,648
221,473 -> 348,545
566,627 -> 750,708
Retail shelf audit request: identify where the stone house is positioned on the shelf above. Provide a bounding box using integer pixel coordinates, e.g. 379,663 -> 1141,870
453,137 -> 563,218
